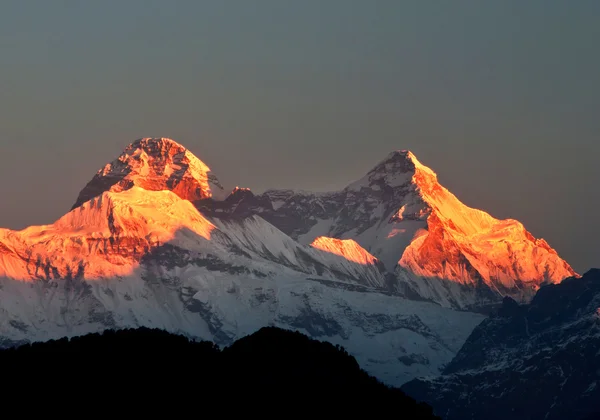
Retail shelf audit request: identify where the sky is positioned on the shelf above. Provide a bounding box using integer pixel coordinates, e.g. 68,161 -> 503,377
0,1 -> 598,273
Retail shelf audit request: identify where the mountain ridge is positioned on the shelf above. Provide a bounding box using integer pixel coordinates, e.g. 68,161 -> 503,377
1,137 -> 576,310
196,139 -> 576,309
0,136 -> 578,387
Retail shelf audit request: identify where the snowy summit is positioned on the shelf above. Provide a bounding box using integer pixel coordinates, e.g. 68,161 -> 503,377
72,138 -> 228,209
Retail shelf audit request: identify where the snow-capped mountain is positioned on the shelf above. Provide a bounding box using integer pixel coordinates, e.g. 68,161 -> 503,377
206,149 -> 577,310
0,186 -> 386,286
0,137 -> 575,385
402,268 -> 600,420
72,137 -> 228,210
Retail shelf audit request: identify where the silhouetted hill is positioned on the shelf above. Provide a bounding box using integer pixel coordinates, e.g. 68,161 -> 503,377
1,326 -> 439,418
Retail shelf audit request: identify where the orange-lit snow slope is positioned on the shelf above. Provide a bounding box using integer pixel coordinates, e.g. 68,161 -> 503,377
397,151 -> 576,287
372,151 -> 576,307
311,237 -> 379,266
0,187 -> 216,279
0,185 -> 386,286
0,139 -> 387,287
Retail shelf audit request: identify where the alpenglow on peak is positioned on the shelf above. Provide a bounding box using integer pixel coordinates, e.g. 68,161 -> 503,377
344,149 -> 438,193
72,137 -> 228,209
242,148 -> 577,309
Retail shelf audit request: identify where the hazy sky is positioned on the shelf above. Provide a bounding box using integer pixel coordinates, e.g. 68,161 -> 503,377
0,1 -> 598,272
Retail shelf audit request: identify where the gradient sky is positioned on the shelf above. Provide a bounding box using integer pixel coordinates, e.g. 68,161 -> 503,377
0,1 -> 598,272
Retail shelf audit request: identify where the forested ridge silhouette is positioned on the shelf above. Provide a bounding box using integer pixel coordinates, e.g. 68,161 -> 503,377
1,326 -> 439,418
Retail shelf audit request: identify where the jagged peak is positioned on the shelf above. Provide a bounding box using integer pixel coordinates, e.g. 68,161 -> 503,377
121,137 -> 190,160
345,149 -> 438,192
371,150 -> 438,183
129,137 -> 185,149
389,150 -> 437,176
132,137 -> 183,147
113,137 -> 212,175
72,137 -> 228,209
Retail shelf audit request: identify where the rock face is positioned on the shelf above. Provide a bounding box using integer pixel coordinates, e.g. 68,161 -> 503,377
402,269 -> 600,420
72,138 -> 228,209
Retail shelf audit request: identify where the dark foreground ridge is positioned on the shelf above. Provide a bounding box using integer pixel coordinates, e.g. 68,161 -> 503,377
2,326 -> 439,417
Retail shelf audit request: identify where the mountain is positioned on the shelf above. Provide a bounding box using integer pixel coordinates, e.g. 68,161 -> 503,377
72,137 -> 228,209
0,137 -> 574,386
0,186 -> 386,285
204,149 -> 576,310
401,269 -> 600,420
3,326 -> 441,417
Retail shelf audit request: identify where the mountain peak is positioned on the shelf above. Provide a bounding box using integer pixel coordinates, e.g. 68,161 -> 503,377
126,137 -> 191,161
72,138 -> 227,209
253,149 -> 576,307
381,150 -> 437,179
385,149 -> 416,160
345,149 -> 437,192
132,136 -> 185,148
